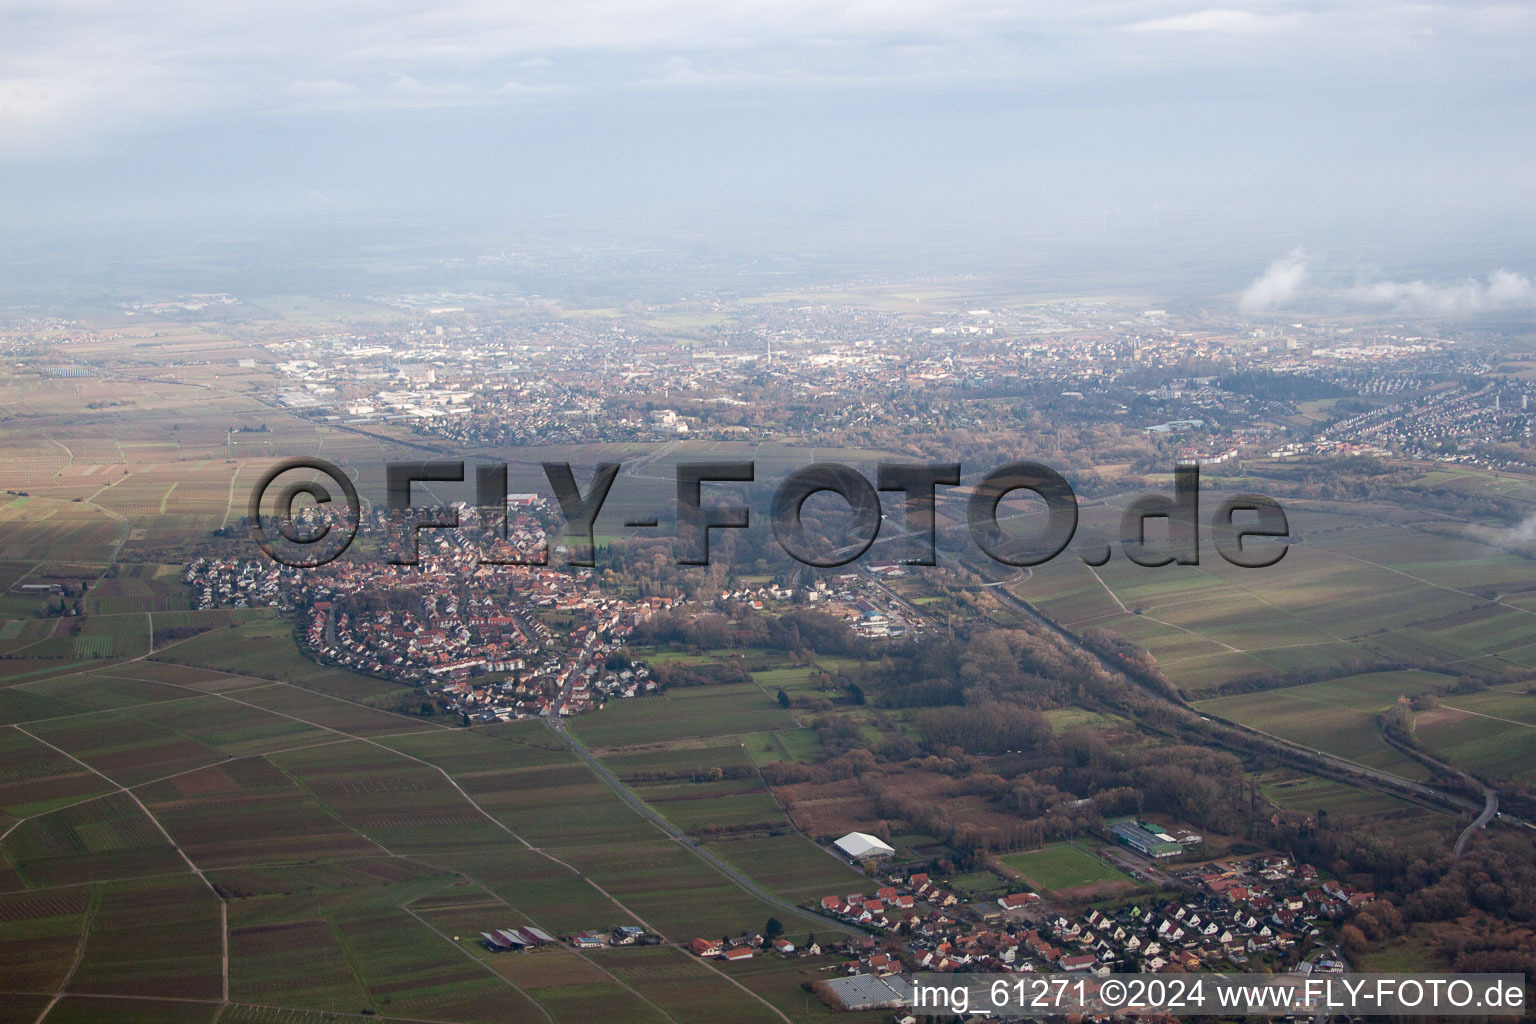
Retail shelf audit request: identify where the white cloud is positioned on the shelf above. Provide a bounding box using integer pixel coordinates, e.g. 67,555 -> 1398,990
1239,247 -> 1308,312
1238,257 -> 1536,315
0,1 -> 1531,163
1474,513 -> 1536,554
1346,269 -> 1536,314
287,79 -> 362,100
1125,9 -> 1309,33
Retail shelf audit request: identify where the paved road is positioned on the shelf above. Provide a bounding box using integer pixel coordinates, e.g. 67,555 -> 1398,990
543,717 -> 861,938
1455,787 -> 1499,859
1094,844 -> 1183,889
1378,726 -> 1501,860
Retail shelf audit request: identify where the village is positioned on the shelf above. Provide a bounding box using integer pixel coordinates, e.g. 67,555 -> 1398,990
183,496 -> 927,722
661,826 -> 1365,1016
456,823 -> 1363,1017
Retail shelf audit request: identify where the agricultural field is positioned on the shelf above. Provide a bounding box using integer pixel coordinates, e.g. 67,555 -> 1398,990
742,727 -> 822,765
602,737 -> 759,778
0,551 -> 874,1024
706,833 -> 865,903
1042,706 -> 1126,732
0,499 -> 124,564
3,791 -> 188,887
70,873 -> 224,999
149,614 -> 412,706
1252,768 -> 1453,841
597,945 -> 828,1024
1193,671 -> 1454,780
0,657 -> 865,1022
719,952 -> 891,1023
569,681 -> 797,749
0,889 -> 93,997
1414,691 -> 1536,781
1021,495 -> 1536,696
631,779 -> 787,831
1437,685 -> 1536,726
85,564 -> 197,614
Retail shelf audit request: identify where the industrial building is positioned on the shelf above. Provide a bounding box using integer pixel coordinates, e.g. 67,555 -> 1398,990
1107,819 -> 1187,859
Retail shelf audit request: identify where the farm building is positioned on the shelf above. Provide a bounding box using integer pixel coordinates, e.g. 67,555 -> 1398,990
482,928 -> 533,951
833,832 -> 896,861
481,925 -> 554,951
612,925 -> 645,945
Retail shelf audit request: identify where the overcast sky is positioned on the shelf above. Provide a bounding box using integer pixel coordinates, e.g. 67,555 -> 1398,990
2,1 -> 1533,300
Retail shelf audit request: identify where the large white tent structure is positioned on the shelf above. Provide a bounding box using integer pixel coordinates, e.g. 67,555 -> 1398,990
833,832 -> 896,861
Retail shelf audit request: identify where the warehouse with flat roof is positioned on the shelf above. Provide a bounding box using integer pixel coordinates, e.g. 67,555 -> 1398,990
1108,819 -> 1184,859
822,973 -> 913,1011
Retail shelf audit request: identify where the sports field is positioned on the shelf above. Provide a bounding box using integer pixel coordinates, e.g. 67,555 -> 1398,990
996,841 -> 1134,894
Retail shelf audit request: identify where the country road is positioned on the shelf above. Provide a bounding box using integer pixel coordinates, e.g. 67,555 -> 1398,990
543,717 -> 862,938
1379,723 -> 1501,860
1455,788 -> 1499,859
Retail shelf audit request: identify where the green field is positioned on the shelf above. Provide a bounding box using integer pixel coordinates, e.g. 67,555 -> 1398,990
1194,672 -> 1449,780
602,738 -> 758,778
0,601 -> 868,1022
1438,686 -> 1536,726
742,727 -> 822,765
569,682 -> 797,748
1042,706 -> 1126,732
707,834 -> 865,902
1022,499 -> 1536,695
996,841 -> 1134,894
149,616 -> 410,706
1259,771 -> 1423,819
1415,697 -> 1536,780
